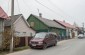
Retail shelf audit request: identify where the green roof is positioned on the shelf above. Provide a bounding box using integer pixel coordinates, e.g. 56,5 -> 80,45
31,14 -> 65,29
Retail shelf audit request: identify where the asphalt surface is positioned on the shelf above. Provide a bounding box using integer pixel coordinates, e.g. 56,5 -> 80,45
7,38 -> 85,55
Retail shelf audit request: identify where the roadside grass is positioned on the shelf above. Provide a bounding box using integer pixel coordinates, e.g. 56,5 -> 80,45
0,51 -> 9,55
14,46 -> 30,51
0,46 -> 30,55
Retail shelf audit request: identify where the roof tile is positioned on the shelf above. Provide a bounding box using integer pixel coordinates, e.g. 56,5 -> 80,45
0,7 -> 8,19
54,20 -> 75,29
32,14 -> 65,29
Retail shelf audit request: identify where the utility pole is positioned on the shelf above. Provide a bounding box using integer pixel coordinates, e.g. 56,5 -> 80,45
10,0 -> 14,52
82,23 -> 84,36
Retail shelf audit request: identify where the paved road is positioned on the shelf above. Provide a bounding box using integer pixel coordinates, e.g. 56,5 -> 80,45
7,38 -> 85,55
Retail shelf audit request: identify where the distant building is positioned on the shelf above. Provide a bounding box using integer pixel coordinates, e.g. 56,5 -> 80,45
54,20 -> 76,39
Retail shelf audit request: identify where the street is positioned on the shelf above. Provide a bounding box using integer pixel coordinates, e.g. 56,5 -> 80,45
7,38 -> 85,55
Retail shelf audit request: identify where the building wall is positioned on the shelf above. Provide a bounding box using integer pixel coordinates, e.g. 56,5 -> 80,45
27,15 -> 66,39
27,15 -> 49,32
66,28 -> 75,39
50,27 -> 66,37
0,18 -> 4,48
74,30 -> 78,37
14,16 -> 35,37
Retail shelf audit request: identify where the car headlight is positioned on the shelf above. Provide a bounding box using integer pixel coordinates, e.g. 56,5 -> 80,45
38,42 -> 43,44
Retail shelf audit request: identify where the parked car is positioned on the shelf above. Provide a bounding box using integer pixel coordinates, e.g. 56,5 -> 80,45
29,32 -> 57,49
78,34 -> 85,39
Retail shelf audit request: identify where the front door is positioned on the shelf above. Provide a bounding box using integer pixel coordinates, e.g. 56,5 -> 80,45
0,34 -> 2,48
0,19 -> 3,48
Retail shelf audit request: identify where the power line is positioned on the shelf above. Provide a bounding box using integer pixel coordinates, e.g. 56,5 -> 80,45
34,0 -> 65,18
47,0 -> 75,19
21,0 -> 34,13
22,0 -> 43,15
16,0 -> 22,14
18,0 -> 35,16
47,0 -> 67,15
16,0 -> 32,16
7,0 -> 10,14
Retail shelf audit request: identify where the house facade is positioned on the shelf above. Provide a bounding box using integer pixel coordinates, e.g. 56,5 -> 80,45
54,20 -> 76,39
4,14 -> 35,48
0,7 -> 8,49
27,14 -> 66,40
13,14 -> 35,37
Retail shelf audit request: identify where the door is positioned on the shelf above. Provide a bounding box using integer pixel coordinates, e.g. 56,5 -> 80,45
44,34 -> 50,46
49,34 -> 56,45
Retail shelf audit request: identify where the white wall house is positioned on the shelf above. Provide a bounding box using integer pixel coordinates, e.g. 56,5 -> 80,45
66,28 -> 74,39
13,15 -> 35,37
5,14 -> 36,37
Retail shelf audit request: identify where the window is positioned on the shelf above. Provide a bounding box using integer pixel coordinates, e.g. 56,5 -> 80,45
30,22 -> 34,27
34,33 -> 47,38
23,32 -> 26,34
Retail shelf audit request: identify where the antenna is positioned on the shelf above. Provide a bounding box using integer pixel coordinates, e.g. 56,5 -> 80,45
37,8 -> 42,17
37,8 -> 39,15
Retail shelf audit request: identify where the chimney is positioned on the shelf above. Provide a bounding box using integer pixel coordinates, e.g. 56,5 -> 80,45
39,13 -> 42,17
63,20 -> 65,23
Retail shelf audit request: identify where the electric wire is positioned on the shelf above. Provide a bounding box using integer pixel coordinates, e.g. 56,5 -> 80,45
34,0 -> 66,18
7,0 -> 10,14
47,0 -> 68,16
47,0 -> 74,19
21,0 -> 34,13
16,0 -> 22,14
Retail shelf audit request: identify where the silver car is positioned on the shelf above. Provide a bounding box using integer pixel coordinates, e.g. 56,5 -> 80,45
78,34 -> 85,39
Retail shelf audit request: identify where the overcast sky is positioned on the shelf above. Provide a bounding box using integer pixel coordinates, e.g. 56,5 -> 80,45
0,0 -> 85,27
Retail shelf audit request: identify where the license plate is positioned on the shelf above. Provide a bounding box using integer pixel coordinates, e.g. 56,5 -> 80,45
32,44 -> 36,46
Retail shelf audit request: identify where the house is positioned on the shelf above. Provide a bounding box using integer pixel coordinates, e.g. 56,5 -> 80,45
4,14 -> 36,48
54,20 -> 76,39
27,14 -> 66,40
0,6 -> 8,49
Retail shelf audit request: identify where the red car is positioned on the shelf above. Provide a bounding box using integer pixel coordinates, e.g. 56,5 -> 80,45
29,32 -> 57,49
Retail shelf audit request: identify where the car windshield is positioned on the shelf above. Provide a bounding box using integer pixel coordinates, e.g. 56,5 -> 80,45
34,33 -> 47,38
78,34 -> 83,36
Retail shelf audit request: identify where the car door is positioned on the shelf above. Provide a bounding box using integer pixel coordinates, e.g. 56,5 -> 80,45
49,34 -> 54,45
44,34 -> 51,46
52,35 -> 57,44
50,34 -> 57,45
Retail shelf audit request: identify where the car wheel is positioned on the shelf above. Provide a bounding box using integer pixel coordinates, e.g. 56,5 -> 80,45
43,43 -> 47,49
30,46 -> 33,49
53,41 -> 57,46
30,46 -> 34,49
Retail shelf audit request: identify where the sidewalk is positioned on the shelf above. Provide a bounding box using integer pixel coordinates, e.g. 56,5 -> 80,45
6,49 -> 32,55
6,39 -> 74,55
